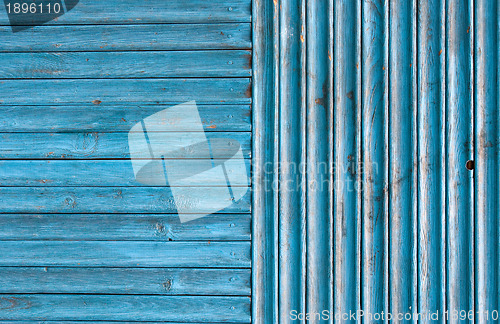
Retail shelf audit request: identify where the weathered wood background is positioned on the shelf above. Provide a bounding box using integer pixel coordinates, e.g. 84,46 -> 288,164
0,0 -> 252,322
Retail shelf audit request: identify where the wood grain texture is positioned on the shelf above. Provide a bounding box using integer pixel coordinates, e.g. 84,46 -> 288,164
446,1 -> 475,322
361,0 -> 389,321
0,267 -> 250,295
0,78 -> 251,105
417,0 -> 446,321
0,241 -> 250,267
0,104 -> 251,132
0,0 -> 251,25
0,160 -> 250,187
332,0 -> 359,319
0,187 -> 250,214
388,0 -> 418,317
0,24 -> 251,52
0,132 -> 251,159
474,1 -> 499,322
0,51 -> 252,79
306,0 -> 334,320
0,295 -> 250,322
251,0 -> 279,322
0,213 -> 250,241
277,0 -> 307,322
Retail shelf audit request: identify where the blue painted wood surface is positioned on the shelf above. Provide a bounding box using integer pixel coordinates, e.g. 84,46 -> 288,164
0,79 -> 251,105
0,241 -> 250,267
0,213 -> 251,241
0,267 -> 250,295
0,132 -> 251,159
252,0 -> 500,323
0,24 -> 251,51
0,51 -> 252,78
0,0 -> 253,322
0,0 -> 251,25
0,160 -> 251,186
0,295 -> 250,322
0,105 -> 251,132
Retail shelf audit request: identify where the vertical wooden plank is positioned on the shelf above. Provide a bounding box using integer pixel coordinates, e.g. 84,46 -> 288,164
252,0 -> 280,322
361,0 -> 389,322
417,0 -> 447,321
278,0 -> 307,321
446,0 -> 475,322
306,0 -> 334,321
388,0 -> 418,320
333,0 -> 361,320
474,1 -> 499,323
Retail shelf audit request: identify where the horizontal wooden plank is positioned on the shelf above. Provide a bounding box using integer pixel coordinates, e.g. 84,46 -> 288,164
0,241 -> 250,267
0,132 -> 251,159
0,24 -> 251,52
0,104 -> 251,132
0,51 -> 252,79
0,213 -> 251,241
0,295 -> 250,322
0,79 -> 252,105
0,187 -> 251,213
0,0 -> 251,25
0,267 -> 250,295
0,160 -> 251,187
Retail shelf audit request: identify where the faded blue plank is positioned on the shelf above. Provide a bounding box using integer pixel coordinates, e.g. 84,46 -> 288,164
446,1 -> 475,322
0,132 -> 251,159
251,0 -> 279,322
0,213 -> 251,241
0,24 -> 251,52
474,0 -> 499,322
0,295 -> 250,322
0,241 -> 250,267
0,267 -> 250,295
0,51 -> 252,78
0,160 -> 251,187
361,0 -> 389,320
417,0 -> 446,321
332,0 -> 360,319
0,0 -> 251,25
278,0 -> 306,322
388,0 -> 418,318
0,187 -> 250,213
0,79 -> 251,105
307,0 -> 334,319
0,104 -> 251,132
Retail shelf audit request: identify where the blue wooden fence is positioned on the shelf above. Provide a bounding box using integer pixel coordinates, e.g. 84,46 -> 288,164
0,0 -> 252,322
252,0 -> 499,323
